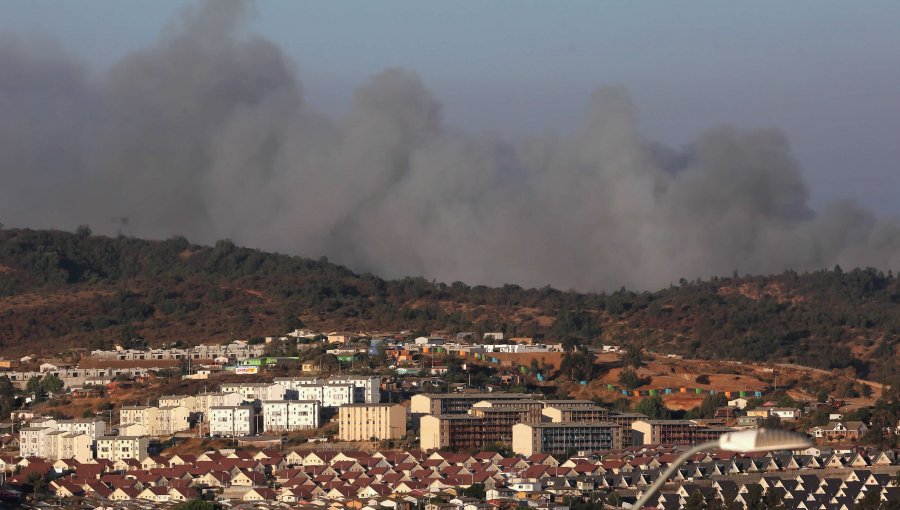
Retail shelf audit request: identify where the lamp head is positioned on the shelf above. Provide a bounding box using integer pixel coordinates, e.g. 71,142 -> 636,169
718,428 -> 812,453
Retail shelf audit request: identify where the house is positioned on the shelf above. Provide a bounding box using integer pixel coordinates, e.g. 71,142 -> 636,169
769,408 -> 803,421
808,422 -> 868,440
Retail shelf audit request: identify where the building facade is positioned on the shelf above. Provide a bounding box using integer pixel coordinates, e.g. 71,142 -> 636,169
209,406 -> 256,437
512,422 -> 624,456
262,400 -> 320,432
338,404 -> 406,441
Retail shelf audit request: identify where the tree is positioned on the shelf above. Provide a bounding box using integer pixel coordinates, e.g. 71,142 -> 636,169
26,376 -> 46,402
172,500 -> 220,510
0,376 -> 15,417
634,395 -> 670,420
41,374 -> 64,394
461,483 -> 486,499
25,471 -> 45,498
561,336 -> 581,353
685,490 -> 706,510
618,368 -> 649,390
622,343 -> 644,369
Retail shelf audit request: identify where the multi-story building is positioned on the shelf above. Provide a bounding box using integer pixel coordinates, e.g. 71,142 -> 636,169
604,412 -> 650,428
411,393 -> 538,415
209,406 -> 256,437
159,395 -> 199,413
95,436 -> 148,462
195,392 -> 244,419
471,400 -> 544,422
19,426 -> 53,458
55,418 -> 107,440
338,404 -> 406,441
119,406 -> 157,435
631,420 -> 734,445
20,419 -> 95,462
512,422 -> 624,456
262,400 -> 320,432
420,406 -> 533,450
220,382 -> 283,402
327,376 -> 381,404
541,404 -> 609,423
156,405 -> 191,436
120,405 -> 190,436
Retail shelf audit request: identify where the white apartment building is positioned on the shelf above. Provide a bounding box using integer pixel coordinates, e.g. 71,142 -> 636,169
327,376 -> 381,404
96,436 -> 149,462
19,426 -> 53,458
195,392 -> 244,419
262,400 -> 320,432
20,419 -> 96,462
55,419 -> 107,440
220,382 -> 284,401
45,431 -> 93,463
209,406 -> 256,437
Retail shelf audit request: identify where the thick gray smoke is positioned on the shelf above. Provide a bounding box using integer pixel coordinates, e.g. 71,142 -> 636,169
2,1 -> 900,291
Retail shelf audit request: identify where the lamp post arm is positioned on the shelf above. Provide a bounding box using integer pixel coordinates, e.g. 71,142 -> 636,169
630,441 -> 718,510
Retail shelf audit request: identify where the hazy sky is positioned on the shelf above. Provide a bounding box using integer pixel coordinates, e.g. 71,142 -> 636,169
3,0 -> 899,215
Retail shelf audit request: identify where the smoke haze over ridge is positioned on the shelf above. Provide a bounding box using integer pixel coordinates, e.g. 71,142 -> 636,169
2,1 -> 900,291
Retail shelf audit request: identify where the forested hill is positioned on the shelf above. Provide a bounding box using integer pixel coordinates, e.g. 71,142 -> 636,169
0,228 -> 898,381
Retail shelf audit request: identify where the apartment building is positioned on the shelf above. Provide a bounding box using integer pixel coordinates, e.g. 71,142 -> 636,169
45,431 -> 94,463
541,404 -> 609,423
90,341 -> 265,361
119,405 -> 189,436
19,426 -> 54,458
338,404 -> 406,441
96,436 -> 149,462
54,418 -> 107,440
471,400 -> 544,422
196,392 -> 244,419
419,406 -> 534,450
119,406 -> 156,434
411,392 -> 538,415
262,400 -> 320,432
159,395 -> 199,413
512,422 -> 624,456
220,382 -> 284,401
327,376 -> 381,404
209,406 -> 256,437
604,412 -> 650,428
631,420 -> 734,445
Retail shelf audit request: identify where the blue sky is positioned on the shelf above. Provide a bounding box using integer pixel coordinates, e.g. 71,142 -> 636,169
3,0 -> 899,215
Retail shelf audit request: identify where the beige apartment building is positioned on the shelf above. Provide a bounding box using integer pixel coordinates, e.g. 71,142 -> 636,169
96,436 -> 149,462
631,419 -> 733,445
119,405 -> 190,436
541,404 -> 609,423
512,422 -> 624,456
338,403 -> 406,441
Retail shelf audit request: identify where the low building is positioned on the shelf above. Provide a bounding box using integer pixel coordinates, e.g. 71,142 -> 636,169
809,421 -> 868,439
512,422 -> 624,456
769,408 -> 803,421
338,403 -> 406,441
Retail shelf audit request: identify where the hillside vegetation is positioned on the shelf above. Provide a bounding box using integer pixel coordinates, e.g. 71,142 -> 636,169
0,228 -> 898,381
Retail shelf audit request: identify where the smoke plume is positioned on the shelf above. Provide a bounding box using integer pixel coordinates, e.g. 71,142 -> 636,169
2,1 -> 899,291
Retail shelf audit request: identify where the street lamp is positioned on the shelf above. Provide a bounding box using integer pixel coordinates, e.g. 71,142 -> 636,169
631,429 -> 812,510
